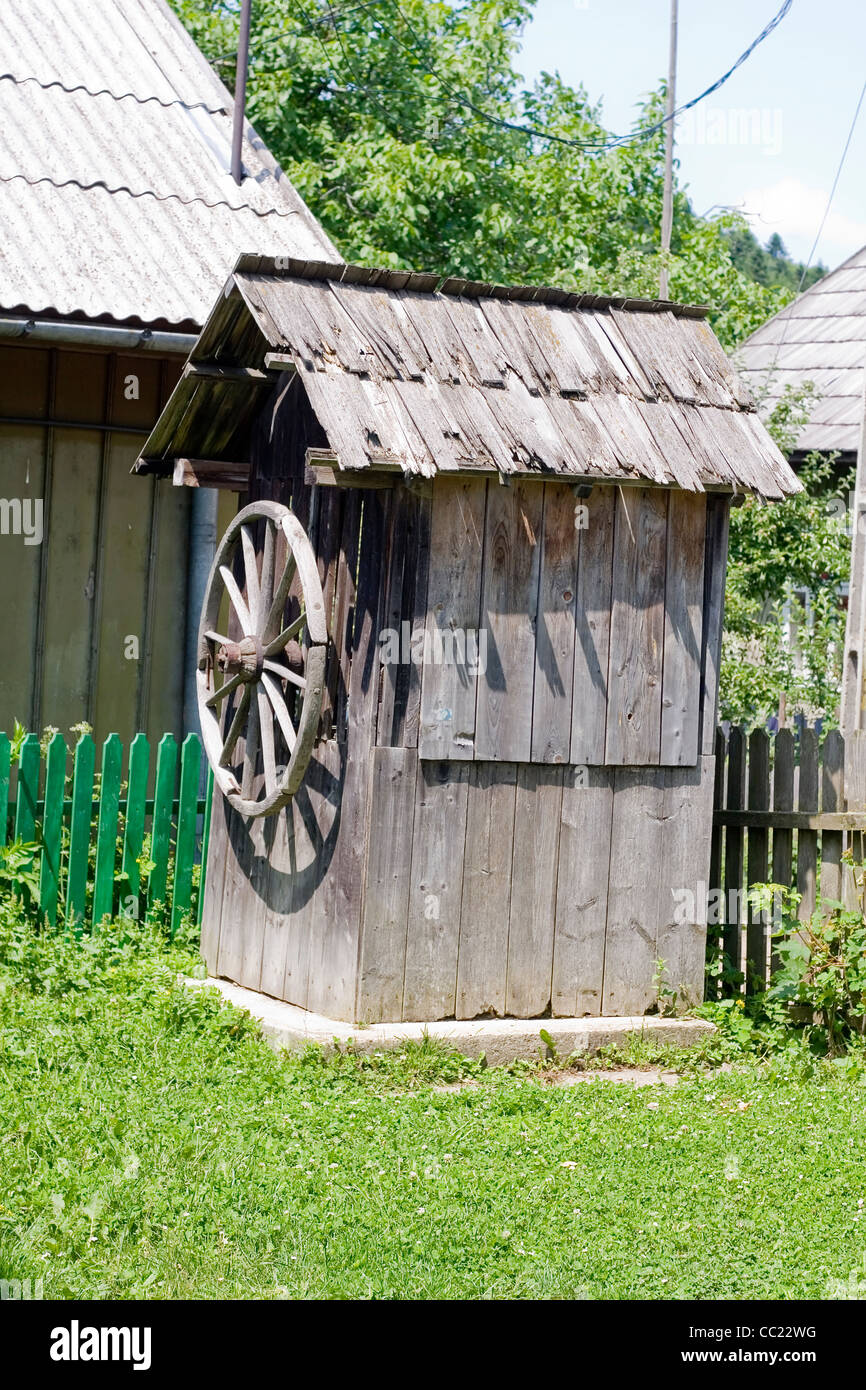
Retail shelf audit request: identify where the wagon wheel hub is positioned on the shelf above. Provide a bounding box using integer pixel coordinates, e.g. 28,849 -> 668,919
196,500 -> 328,819
216,635 -> 263,682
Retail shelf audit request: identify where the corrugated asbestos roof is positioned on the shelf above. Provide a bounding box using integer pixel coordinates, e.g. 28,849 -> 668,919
734,244 -> 866,455
0,0 -> 339,328
138,257 -> 800,499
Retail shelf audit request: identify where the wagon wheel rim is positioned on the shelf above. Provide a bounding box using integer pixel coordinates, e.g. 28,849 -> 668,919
196,500 -> 327,818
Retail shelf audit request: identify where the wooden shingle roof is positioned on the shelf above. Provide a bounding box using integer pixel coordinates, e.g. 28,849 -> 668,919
138,256 -> 800,499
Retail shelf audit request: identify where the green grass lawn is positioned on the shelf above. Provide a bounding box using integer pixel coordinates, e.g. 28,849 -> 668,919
2,907 -> 866,1300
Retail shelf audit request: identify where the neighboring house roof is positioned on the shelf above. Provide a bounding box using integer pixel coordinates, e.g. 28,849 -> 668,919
138,255 -> 799,501
734,244 -> 866,456
0,0 -> 340,330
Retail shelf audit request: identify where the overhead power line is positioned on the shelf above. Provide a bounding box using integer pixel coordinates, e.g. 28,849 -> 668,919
223,0 -> 793,155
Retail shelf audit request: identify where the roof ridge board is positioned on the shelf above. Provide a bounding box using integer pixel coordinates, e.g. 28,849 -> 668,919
238,255 -> 712,318
0,170 -> 307,219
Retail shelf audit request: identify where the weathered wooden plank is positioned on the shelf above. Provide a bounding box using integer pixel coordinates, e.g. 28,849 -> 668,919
399,492 -> 431,749
797,727 -> 819,922
656,758 -> 716,1010
722,726 -> 746,987
770,727 -> 795,973
660,491 -> 705,765
216,801 -> 259,984
698,494 -> 730,755
821,729 -> 844,906
604,487 -> 668,765
745,729 -> 770,993
706,728 -> 726,998
402,760 -> 470,1020
303,739 -> 355,1018
552,765 -> 615,1016
376,487 -> 410,746
602,767 -> 667,1014
257,805 -> 295,1000
506,765 -> 563,1016
199,775 -> 228,975
571,484 -> 615,764
455,762 -> 517,1018
475,479 -> 543,762
355,746 -> 418,1023
419,478 -> 487,759
532,482 -> 580,763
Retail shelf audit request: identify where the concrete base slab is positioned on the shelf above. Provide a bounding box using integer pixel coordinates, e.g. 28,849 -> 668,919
184,976 -> 715,1065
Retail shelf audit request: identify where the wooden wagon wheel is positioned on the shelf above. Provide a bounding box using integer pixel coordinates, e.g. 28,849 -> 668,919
197,500 -> 327,818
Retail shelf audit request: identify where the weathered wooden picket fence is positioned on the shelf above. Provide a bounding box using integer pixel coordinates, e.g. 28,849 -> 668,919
0,730 -> 213,935
709,724 -> 866,995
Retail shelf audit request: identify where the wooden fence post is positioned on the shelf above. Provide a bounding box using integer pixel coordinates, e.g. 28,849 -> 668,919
121,732 -> 150,903
746,728 -> 770,993
92,733 -> 122,928
723,726 -> 746,989
14,733 -> 40,845
38,732 -> 67,927
821,730 -> 845,905
770,727 -> 795,972
171,733 -> 202,937
148,734 -> 177,914
0,733 -> 10,847
797,727 -> 819,921
66,735 -> 95,935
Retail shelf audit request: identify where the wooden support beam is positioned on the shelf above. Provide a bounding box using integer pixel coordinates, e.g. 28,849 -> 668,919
181,362 -> 275,384
172,457 -> 251,491
263,353 -> 298,373
716,808 -> 866,832
303,447 -> 746,495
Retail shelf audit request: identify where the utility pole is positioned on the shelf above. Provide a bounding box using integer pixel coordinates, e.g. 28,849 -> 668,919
659,0 -> 678,299
231,0 -> 253,185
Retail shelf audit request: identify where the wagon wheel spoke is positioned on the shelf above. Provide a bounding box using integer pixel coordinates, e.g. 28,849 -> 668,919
204,629 -> 231,646
264,609 -> 306,657
241,694 -> 260,800
239,525 -> 261,631
219,687 -> 251,767
261,671 -> 296,753
205,670 -> 245,707
262,552 -> 297,644
263,658 -> 306,691
257,686 -> 278,795
219,565 -> 253,635
258,518 -> 276,634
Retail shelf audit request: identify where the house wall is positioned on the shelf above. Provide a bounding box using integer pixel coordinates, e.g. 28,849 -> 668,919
0,340 -> 237,752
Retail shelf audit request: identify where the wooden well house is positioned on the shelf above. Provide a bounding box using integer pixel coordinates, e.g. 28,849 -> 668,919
137,256 -> 799,1023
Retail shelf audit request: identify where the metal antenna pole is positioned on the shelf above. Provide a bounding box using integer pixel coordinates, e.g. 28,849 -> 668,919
231,0 -> 253,186
659,0 -> 678,298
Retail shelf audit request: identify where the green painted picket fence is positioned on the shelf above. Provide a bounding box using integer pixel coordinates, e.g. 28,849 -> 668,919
0,730 -> 213,936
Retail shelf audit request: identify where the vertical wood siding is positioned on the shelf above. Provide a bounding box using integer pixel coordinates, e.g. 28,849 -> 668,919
0,342 -> 189,749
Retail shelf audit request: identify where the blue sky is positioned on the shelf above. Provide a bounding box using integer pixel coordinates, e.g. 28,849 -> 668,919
516,0 -> 866,271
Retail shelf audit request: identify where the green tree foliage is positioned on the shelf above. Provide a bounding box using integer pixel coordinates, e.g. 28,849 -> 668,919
725,223 -> 826,296
172,0 -> 793,348
721,386 -> 852,729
